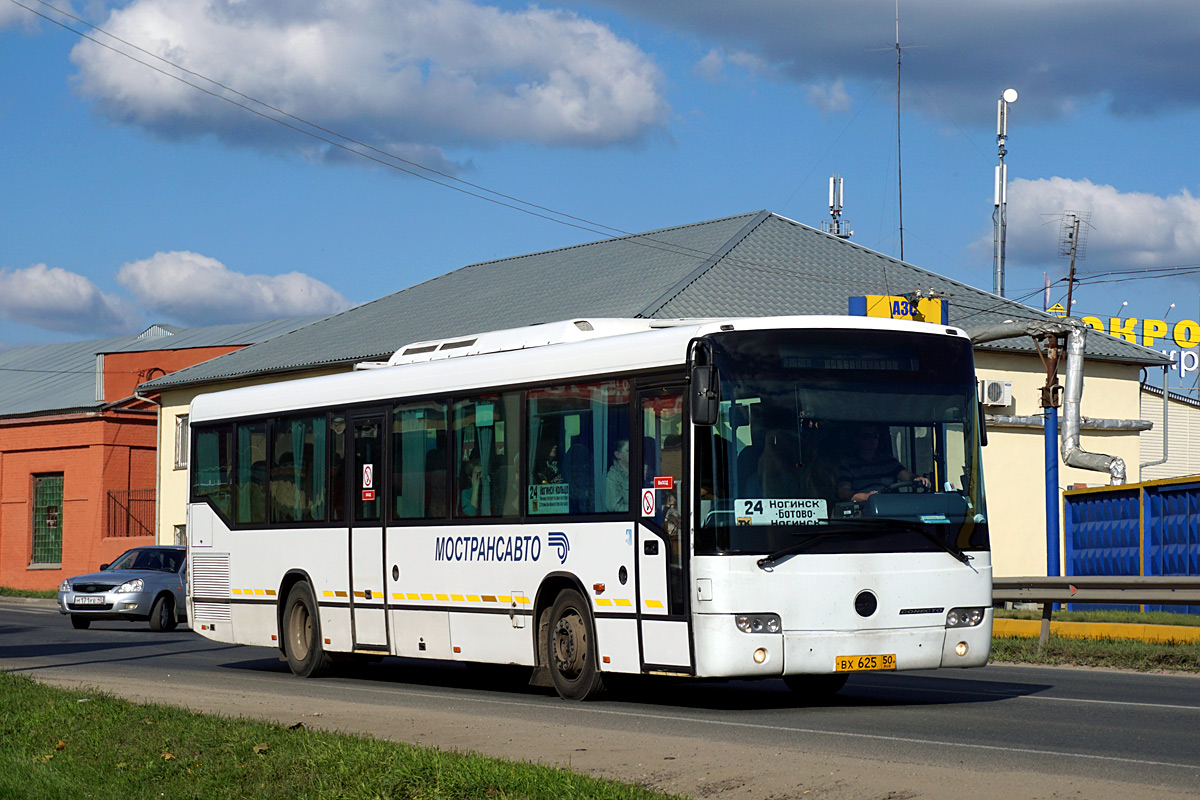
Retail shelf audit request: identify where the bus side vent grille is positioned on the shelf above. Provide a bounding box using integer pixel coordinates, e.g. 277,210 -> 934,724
191,552 -> 231,598
192,601 -> 232,622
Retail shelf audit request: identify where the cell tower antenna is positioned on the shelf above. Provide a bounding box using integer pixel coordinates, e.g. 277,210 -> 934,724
1058,210 -> 1091,312
822,175 -> 853,239
992,88 -> 1018,297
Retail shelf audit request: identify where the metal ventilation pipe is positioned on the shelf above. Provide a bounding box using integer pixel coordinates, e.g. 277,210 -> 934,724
1060,325 -> 1125,484
969,318 -> 1127,485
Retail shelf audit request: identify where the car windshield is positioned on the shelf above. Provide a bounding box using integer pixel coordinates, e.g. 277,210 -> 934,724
694,328 -> 988,558
108,549 -> 183,573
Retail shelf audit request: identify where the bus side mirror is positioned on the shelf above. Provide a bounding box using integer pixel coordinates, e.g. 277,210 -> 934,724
691,365 -> 719,426
978,400 -> 988,447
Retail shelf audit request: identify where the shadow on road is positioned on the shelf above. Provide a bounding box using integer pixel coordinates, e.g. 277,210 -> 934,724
210,652 -> 1051,712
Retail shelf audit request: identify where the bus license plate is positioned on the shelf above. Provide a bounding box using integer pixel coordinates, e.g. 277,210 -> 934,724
74,595 -> 105,605
835,653 -> 896,672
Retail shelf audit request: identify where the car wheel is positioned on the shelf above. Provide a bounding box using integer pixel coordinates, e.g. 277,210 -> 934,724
70,615 -> 91,630
546,589 -> 605,701
149,595 -> 177,632
282,581 -> 333,678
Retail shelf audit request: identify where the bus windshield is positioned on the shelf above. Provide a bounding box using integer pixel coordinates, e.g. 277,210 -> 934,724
695,328 -> 988,559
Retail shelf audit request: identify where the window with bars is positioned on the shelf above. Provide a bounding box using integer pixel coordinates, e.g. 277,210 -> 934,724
175,414 -> 189,469
32,474 -> 63,566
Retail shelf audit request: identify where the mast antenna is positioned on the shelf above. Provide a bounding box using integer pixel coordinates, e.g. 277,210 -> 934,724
822,175 -> 853,239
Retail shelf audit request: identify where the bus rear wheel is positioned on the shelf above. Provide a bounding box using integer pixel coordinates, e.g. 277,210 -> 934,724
283,581 -> 333,678
546,589 -> 605,701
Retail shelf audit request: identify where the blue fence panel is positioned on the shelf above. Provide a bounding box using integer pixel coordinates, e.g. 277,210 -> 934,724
1143,482 -> 1200,615
1064,488 -> 1140,612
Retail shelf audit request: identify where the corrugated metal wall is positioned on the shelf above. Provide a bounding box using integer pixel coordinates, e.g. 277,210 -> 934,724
1140,389 -> 1200,481
1065,477 -> 1200,614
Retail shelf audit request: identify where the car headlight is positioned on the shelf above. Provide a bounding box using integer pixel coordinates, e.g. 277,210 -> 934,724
115,578 -> 144,594
946,607 -> 985,628
59,580 -> 71,592
735,613 -> 781,634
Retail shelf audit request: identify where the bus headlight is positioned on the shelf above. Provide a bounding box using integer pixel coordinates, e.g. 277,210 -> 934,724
735,614 -> 781,634
945,607 -> 984,628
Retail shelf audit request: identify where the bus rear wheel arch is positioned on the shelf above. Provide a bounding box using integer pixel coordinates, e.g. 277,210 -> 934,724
282,580 -> 334,678
545,588 -> 605,701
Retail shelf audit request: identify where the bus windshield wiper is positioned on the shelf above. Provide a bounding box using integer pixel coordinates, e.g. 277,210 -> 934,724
756,531 -> 836,569
820,518 -> 974,565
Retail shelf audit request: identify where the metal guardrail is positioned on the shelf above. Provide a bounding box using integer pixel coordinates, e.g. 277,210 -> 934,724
994,576 -> 1200,605
993,576 -> 1200,647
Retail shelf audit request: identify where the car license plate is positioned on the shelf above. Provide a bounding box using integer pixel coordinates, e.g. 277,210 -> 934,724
74,595 -> 105,605
835,653 -> 896,672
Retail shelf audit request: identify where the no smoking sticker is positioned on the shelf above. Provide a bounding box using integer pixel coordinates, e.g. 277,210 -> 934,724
641,488 -> 656,517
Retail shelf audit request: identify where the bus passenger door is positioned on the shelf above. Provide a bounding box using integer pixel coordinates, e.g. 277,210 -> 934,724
349,412 -> 389,650
636,388 -> 692,671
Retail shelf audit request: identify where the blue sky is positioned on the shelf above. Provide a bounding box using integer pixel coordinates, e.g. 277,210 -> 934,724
3,0 -> 1200,386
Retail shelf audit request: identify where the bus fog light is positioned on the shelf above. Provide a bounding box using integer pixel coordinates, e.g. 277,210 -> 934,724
946,607 -> 984,628
753,648 -> 768,663
955,641 -> 969,657
736,613 -> 781,633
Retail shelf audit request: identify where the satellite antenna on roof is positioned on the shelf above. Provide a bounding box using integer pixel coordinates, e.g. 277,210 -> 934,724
1058,210 -> 1091,312
821,175 -> 853,239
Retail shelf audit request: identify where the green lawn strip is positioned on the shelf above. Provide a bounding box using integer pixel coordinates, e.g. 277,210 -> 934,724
0,672 -> 678,800
990,634 -> 1200,672
993,608 -> 1200,627
0,587 -> 56,599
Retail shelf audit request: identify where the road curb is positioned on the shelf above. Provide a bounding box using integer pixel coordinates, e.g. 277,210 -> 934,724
993,617 -> 1200,644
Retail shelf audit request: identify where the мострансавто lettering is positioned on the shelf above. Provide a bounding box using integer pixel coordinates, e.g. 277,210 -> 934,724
434,534 -> 544,563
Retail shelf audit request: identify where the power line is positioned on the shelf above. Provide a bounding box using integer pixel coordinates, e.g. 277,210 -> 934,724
6,0 -> 1067,334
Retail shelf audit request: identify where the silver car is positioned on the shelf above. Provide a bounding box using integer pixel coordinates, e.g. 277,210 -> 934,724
58,545 -> 187,631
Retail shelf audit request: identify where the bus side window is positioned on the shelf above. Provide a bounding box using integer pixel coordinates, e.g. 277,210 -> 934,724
329,414 -> 346,522
453,393 -> 521,519
392,400 -> 449,520
234,421 -> 268,525
528,380 -> 630,516
192,424 -> 234,519
269,415 -> 328,524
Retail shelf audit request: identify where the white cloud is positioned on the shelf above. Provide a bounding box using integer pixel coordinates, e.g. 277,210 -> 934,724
694,49 -> 725,83
0,3 -> 37,29
806,79 -> 851,116
1003,177 -> 1200,269
68,0 -> 668,167
0,263 -> 140,334
116,251 -> 350,325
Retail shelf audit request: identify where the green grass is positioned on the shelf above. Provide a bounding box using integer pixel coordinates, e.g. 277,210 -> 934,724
990,634 -> 1200,672
0,587 -> 56,599
0,672 -> 678,800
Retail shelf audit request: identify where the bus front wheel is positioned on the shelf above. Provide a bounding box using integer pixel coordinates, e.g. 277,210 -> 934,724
546,589 -> 605,701
283,581 -> 333,678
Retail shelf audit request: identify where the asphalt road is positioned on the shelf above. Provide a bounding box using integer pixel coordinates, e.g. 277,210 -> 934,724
3,597 -> 1199,799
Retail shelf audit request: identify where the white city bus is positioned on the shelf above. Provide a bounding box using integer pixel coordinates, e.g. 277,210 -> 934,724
186,316 -> 991,700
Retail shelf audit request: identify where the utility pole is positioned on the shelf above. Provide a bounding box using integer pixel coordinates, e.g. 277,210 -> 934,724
1034,333 -> 1065,577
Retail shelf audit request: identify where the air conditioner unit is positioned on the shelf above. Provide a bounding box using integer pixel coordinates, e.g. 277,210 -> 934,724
979,379 -> 1012,407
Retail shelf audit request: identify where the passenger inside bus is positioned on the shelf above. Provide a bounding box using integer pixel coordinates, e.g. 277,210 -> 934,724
460,458 -> 482,516
605,438 -> 630,512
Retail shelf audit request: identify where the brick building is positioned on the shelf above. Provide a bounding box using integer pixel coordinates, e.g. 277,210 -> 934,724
0,319 -> 318,590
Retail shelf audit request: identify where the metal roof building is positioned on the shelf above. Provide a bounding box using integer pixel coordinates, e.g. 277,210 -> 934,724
0,317 -> 322,419
140,210 -> 1168,395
